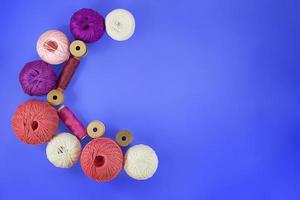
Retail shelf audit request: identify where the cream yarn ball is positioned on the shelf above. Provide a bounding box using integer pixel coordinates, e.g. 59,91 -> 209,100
46,132 -> 81,168
36,30 -> 70,65
124,144 -> 158,180
105,9 -> 135,41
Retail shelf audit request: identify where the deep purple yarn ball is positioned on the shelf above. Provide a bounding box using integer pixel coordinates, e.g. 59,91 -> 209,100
19,60 -> 57,96
70,8 -> 105,43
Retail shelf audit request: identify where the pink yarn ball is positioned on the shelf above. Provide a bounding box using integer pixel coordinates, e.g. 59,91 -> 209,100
36,30 -> 70,65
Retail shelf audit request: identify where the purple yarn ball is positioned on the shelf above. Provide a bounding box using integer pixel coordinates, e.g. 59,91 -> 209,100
70,8 -> 105,43
19,60 -> 57,96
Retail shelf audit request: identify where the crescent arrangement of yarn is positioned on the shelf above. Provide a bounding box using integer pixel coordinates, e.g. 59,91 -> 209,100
12,7 -> 158,182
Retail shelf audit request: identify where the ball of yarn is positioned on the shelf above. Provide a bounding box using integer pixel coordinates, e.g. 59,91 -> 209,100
124,144 -> 158,180
70,8 -> 105,43
12,100 -> 59,144
80,137 -> 123,182
46,133 -> 82,168
19,60 -> 56,96
105,9 -> 135,41
36,30 -> 70,65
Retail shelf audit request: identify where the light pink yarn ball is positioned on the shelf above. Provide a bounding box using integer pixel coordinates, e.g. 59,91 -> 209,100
36,30 -> 70,65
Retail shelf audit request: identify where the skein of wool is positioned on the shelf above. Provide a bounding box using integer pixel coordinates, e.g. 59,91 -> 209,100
19,60 -> 56,96
58,105 -> 86,140
70,8 -> 105,43
36,30 -> 70,65
105,9 -> 135,41
46,132 -> 82,168
57,57 -> 80,90
80,137 -> 123,182
12,100 -> 59,144
124,144 -> 158,180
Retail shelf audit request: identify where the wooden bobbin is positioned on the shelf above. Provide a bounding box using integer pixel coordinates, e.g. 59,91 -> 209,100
69,40 -> 87,58
115,130 -> 133,147
47,89 -> 64,106
87,120 -> 105,138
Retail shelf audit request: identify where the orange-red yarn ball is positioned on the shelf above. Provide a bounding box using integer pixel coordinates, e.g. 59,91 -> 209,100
12,99 -> 59,144
80,137 -> 124,182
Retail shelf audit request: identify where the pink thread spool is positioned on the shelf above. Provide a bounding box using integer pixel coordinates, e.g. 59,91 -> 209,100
58,105 -> 86,140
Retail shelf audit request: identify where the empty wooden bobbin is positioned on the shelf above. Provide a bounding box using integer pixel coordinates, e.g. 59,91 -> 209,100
69,40 -> 87,58
87,120 -> 105,138
115,130 -> 133,147
47,89 -> 64,106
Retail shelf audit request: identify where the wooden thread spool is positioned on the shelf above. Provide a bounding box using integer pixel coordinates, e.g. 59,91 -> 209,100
69,40 -> 87,58
47,89 -> 64,106
115,130 -> 133,147
57,57 -> 80,90
87,120 -> 105,138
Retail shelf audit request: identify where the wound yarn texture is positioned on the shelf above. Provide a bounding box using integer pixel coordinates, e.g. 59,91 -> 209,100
46,132 -> 82,168
80,137 -> 123,182
57,57 -> 80,90
36,30 -> 70,65
105,9 -> 135,41
58,106 -> 86,140
124,144 -> 158,180
70,8 -> 105,43
12,99 -> 59,144
19,60 -> 56,96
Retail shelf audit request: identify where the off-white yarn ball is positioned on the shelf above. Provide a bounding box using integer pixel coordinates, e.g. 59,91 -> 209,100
105,9 -> 135,41
36,30 -> 70,65
124,144 -> 158,180
46,132 -> 81,168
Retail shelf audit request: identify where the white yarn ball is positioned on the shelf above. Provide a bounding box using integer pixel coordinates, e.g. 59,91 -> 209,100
124,144 -> 158,180
36,30 -> 70,65
46,132 -> 81,168
105,9 -> 135,41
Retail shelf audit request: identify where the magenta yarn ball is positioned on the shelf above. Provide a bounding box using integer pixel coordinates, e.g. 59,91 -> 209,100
70,8 -> 105,43
19,60 -> 57,96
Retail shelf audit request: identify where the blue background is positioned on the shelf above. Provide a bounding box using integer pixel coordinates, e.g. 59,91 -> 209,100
0,0 -> 299,199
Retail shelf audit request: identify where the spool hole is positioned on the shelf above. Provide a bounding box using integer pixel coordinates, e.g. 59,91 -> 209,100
31,121 -> 38,130
53,95 -> 58,100
121,136 -> 127,141
94,155 -> 105,167
93,127 -> 98,132
76,46 -> 80,51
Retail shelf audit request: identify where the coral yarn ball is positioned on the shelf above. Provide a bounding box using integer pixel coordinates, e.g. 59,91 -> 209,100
12,100 -> 59,144
80,137 -> 123,182
46,133 -> 82,168
70,8 -> 105,43
19,60 -> 57,96
124,144 -> 158,180
36,30 -> 70,65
